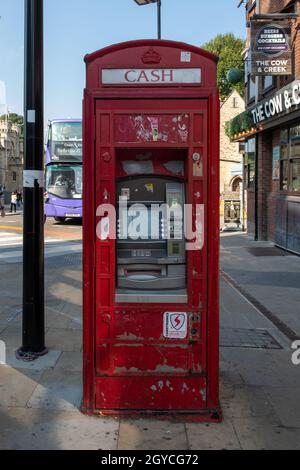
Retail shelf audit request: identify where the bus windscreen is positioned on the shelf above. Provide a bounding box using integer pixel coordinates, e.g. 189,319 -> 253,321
46,164 -> 82,200
50,121 -> 82,162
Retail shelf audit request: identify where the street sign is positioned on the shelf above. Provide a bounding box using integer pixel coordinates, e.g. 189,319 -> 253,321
251,21 -> 292,76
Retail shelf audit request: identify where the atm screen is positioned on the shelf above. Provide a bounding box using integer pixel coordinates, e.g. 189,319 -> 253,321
116,177 -> 187,303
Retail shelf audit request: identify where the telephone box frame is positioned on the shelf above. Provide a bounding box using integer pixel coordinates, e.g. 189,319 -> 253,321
82,40 -> 221,421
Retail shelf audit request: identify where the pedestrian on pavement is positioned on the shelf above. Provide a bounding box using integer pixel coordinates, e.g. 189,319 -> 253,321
10,192 -> 17,213
0,190 -> 5,218
16,190 -> 23,210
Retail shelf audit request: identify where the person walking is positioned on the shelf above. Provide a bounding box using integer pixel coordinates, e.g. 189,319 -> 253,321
16,190 -> 23,210
10,191 -> 17,213
0,190 -> 5,218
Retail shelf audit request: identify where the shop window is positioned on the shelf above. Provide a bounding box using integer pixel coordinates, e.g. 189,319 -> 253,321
248,76 -> 256,102
263,76 -> 273,91
280,160 -> 288,191
280,126 -> 300,193
290,125 -> 300,158
244,138 -> 256,188
291,159 -> 300,192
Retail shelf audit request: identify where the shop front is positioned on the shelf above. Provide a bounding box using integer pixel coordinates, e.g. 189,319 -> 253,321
234,80 -> 300,254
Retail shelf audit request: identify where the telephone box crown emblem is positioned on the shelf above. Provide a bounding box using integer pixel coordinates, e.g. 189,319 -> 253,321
142,47 -> 161,64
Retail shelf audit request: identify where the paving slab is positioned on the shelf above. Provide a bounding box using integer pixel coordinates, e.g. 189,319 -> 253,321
220,279 -> 275,330
264,387 -> 300,428
221,347 -> 299,388
27,369 -> 82,411
68,320 -> 83,330
46,282 -> 82,305
186,421 -> 241,450
0,366 -> 41,407
221,384 -> 278,420
46,300 -> 82,325
232,416 -> 300,450
0,325 -> 30,348
46,328 -> 82,352
0,307 -> 21,327
220,369 -> 244,386
0,407 -> 119,450
55,351 -> 82,372
45,310 -> 73,329
118,420 -> 188,450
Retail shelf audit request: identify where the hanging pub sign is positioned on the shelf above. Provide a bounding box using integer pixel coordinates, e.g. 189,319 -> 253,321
251,21 -> 292,76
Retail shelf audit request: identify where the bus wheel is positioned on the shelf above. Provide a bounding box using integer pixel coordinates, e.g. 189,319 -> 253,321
54,217 -> 66,223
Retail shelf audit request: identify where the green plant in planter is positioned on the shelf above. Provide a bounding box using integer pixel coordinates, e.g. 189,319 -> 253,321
225,111 -> 253,140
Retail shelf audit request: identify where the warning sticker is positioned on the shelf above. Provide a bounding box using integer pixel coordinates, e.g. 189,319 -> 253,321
163,312 -> 188,339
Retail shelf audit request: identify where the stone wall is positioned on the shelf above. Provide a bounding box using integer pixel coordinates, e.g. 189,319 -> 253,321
0,121 -> 23,198
220,90 -> 245,228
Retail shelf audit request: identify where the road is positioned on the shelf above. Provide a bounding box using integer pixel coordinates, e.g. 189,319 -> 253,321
0,214 -> 82,246
0,213 -> 82,262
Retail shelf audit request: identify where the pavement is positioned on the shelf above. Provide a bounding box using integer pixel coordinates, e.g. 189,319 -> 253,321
0,232 -> 299,450
221,233 -> 300,339
2,204 -> 22,217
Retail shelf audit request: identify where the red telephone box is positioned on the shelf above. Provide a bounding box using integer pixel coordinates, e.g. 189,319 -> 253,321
82,40 -> 221,421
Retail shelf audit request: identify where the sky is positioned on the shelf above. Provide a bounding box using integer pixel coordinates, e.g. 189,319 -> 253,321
0,0 -> 245,121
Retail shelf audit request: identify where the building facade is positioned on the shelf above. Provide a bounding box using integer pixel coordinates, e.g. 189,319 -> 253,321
220,90 -> 245,229
235,0 -> 300,254
0,120 -> 23,201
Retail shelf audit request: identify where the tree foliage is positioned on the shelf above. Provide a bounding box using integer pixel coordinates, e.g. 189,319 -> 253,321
0,113 -> 24,126
202,33 -> 245,101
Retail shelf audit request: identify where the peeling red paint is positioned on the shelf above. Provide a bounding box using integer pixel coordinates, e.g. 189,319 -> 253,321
114,114 -> 190,143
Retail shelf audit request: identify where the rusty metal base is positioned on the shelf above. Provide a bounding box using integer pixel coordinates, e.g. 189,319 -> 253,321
81,404 -> 223,423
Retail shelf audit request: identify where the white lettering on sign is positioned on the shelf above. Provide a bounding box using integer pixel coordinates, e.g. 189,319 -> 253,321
102,68 -> 201,85
251,80 -> 300,125
255,59 -> 289,74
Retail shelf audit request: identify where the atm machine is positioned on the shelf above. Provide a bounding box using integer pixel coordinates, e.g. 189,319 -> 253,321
116,173 -> 187,303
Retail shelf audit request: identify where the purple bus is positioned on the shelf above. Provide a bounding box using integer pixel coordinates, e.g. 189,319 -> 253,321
44,119 -> 82,223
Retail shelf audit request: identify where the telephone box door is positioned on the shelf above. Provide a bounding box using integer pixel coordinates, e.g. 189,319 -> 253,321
94,98 -> 210,411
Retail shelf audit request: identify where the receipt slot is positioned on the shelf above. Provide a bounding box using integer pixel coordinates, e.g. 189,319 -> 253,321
82,40 -> 221,421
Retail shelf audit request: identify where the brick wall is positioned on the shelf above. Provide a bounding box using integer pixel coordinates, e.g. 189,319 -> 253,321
260,0 -> 294,14
244,0 -> 300,241
257,131 -> 273,240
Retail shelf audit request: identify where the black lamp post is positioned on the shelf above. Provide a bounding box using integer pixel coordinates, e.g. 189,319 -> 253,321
134,0 -> 162,40
17,0 -> 47,361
